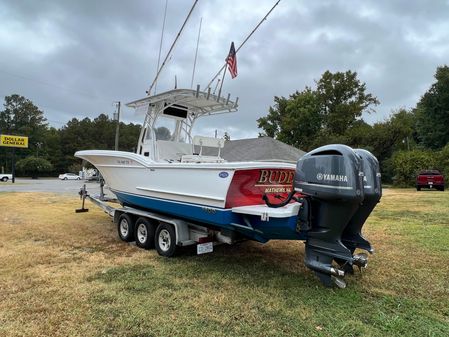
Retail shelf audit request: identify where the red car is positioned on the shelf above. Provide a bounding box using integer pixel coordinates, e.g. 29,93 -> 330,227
416,170 -> 445,191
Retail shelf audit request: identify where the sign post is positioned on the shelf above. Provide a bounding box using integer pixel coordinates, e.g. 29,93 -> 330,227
12,148 -> 16,183
0,134 -> 29,183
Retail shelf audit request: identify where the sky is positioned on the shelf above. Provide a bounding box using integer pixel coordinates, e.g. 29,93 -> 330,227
0,0 -> 448,140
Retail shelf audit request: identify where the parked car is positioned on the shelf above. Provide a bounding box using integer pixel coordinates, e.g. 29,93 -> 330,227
416,170 -> 445,191
1,173 -> 12,182
58,173 -> 81,180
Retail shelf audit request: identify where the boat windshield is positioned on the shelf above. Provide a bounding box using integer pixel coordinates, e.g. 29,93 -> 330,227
154,117 -> 176,141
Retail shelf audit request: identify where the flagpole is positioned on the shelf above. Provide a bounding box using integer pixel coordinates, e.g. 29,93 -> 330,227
205,0 -> 281,89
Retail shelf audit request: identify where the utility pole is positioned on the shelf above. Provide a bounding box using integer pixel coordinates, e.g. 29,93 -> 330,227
114,101 -> 121,151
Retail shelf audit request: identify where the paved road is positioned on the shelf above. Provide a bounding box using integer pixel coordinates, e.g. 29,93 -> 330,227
0,178 -> 105,195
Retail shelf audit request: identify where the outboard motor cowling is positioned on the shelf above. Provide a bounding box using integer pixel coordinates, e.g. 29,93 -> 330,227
295,144 -> 365,287
341,149 -> 382,257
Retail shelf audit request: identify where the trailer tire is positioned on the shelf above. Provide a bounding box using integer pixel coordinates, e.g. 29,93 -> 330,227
155,223 -> 177,257
118,214 -> 134,242
135,217 -> 155,249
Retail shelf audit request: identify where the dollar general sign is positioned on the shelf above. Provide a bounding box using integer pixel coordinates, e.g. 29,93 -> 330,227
0,134 -> 29,148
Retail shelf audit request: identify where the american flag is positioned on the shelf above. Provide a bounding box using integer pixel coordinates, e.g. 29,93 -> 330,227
226,42 -> 237,78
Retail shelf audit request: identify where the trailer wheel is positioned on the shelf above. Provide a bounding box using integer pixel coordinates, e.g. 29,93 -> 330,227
135,217 -> 155,249
155,223 -> 177,257
118,213 -> 134,242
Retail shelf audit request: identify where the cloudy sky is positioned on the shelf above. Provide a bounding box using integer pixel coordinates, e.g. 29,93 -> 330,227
1,0 -> 448,139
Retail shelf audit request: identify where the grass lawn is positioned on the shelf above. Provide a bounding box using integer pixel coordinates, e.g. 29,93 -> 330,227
0,189 -> 448,336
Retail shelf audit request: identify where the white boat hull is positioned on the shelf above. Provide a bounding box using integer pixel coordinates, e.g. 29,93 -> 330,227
75,150 -> 296,209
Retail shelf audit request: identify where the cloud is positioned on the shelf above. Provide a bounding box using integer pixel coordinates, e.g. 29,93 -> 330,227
0,0 -> 448,138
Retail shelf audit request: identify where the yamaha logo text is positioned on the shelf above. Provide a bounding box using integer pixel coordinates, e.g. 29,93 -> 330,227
316,172 -> 348,182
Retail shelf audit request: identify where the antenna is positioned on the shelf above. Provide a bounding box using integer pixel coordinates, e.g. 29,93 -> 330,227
205,0 -> 281,89
154,0 -> 169,95
147,0 -> 199,95
190,17 -> 203,89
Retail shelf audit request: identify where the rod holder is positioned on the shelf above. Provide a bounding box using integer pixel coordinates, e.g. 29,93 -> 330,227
195,84 -> 200,98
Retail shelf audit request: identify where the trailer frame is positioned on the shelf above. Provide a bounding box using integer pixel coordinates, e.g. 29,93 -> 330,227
76,184 -> 236,257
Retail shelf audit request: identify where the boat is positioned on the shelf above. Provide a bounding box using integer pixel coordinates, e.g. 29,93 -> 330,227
75,87 -> 382,288
75,1 -> 381,287
76,88 -> 300,242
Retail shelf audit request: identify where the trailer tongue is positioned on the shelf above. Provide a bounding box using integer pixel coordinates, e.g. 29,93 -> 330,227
77,144 -> 381,288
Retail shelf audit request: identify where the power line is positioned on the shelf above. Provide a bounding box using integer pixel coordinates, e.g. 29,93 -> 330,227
0,67 -> 118,104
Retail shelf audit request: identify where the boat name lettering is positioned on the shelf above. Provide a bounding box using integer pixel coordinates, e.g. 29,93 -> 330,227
264,187 -> 292,193
116,159 -> 132,165
257,170 -> 294,185
316,172 -> 348,182
202,207 -> 216,214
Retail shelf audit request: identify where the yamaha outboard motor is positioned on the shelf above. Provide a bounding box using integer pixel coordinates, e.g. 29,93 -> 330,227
340,149 -> 382,273
295,145 -> 367,288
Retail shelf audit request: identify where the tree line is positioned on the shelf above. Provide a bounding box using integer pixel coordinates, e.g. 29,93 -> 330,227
1,65 -> 448,185
0,94 -> 141,176
258,66 -> 449,185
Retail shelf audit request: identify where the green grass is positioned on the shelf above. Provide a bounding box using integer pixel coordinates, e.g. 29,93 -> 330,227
0,190 -> 448,336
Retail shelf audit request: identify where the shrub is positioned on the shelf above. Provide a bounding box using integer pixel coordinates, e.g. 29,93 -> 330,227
437,144 -> 449,183
16,156 -> 53,179
391,150 -> 437,186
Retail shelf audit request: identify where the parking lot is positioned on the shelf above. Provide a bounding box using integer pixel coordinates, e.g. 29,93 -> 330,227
0,178 -> 103,195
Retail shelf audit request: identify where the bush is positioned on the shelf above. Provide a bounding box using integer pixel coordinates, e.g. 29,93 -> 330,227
391,150 -> 437,186
437,144 -> 449,183
16,156 -> 53,179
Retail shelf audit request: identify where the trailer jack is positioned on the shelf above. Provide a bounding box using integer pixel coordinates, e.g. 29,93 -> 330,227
75,184 -> 89,213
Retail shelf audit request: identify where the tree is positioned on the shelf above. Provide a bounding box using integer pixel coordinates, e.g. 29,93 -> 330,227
415,65 -> 449,149
0,94 -> 48,170
155,126 -> 171,140
391,150 -> 437,186
257,70 -> 379,151
257,95 -> 289,138
368,109 -> 416,161
437,144 -> 449,180
271,89 -> 321,151
0,94 -> 47,136
317,70 -> 379,135
16,156 -> 53,179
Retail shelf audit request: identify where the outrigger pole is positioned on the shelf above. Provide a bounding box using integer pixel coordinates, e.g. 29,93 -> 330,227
154,0 -> 169,95
147,0 -> 199,96
190,17 -> 203,89
205,0 -> 281,90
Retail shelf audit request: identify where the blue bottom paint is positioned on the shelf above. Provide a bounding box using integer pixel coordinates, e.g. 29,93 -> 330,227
113,190 -> 305,242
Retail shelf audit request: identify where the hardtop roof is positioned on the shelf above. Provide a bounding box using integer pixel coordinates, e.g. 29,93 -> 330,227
126,88 -> 238,115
